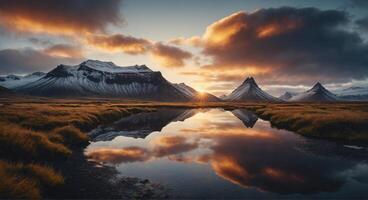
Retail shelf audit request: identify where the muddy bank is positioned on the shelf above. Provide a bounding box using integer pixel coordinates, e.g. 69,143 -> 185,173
46,149 -> 169,199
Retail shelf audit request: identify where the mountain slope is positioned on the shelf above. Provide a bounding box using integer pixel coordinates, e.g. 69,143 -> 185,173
14,60 -> 193,101
0,72 -> 46,88
0,85 -> 12,96
173,83 -> 221,102
223,77 -> 282,102
290,82 -> 340,102
279,92 -> 296,101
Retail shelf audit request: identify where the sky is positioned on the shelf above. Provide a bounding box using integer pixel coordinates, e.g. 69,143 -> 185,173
1,0 -> 368,96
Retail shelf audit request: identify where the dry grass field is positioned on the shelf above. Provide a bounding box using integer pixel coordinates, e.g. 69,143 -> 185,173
0,100 -> 367,198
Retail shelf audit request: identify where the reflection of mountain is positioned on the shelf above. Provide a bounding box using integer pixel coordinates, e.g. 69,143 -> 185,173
86,109 -> 366,196
89,109 -> 196,141
231,109 -> 258,128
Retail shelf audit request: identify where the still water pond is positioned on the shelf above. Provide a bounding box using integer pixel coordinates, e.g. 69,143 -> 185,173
85,109 -> 368,198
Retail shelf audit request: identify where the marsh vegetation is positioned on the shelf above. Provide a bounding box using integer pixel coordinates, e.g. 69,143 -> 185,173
0,100 -> 367,198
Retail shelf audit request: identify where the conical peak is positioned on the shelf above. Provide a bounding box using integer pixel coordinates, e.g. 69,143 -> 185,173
311,82 -> 324,90
243,77 -> 257,85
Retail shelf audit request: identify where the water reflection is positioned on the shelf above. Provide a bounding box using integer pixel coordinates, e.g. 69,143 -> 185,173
89,109 -> 198,141
86,109 -> 368,198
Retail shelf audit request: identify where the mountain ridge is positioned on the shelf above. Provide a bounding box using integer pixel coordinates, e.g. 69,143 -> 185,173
290,82 -> 340,102
223,77 -> 283,102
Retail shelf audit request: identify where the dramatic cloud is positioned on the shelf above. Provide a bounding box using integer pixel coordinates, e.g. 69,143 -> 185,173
150,43 -> 193,68
87,34 -> 152,55
198,7 -> 368,85
350,0 -> 368,8
0,0 -> 123,35
0,48 -> 83,74
43,44 -> 84,58
356,17 -> 368,32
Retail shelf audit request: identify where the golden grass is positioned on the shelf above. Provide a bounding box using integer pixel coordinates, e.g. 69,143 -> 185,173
0,102 -> 153,198
251,103 -> 368,141
0,100 -> 367,198
51,125 -> 89,146
0,161 -> 63,199
0,122 -> 71,160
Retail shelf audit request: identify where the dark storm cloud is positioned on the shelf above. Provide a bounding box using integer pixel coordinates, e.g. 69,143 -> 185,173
350,0 -> 368,8
0,0 -> 123,35
0,48 -> 83,74
201,7 -> 368,85
356,17 -> 368,32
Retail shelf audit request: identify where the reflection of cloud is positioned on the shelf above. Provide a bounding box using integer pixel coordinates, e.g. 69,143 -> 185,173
87,136 -> 198,164
208,133 -> 346,194
87,110 -> 358,195
152,136 -> 198,157
87,147 -> 150,164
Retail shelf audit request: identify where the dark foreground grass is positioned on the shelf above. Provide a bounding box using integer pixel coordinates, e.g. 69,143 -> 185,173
0,101 -> 367,198
0,161 -> 64,199
0,103 -> 152,198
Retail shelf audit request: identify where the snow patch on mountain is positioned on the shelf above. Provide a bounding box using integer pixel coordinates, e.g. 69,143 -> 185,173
81,60 -> 152,73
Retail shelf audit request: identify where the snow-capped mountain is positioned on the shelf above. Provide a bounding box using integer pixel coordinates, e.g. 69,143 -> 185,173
290,82 -> 340,102
12,60 -> 216,101
173,83 -> 220,102
222,77 -> 282,102
0,72 -> 46,88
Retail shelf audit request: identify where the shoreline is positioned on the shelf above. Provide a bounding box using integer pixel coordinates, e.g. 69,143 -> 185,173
1,101 -> 368,198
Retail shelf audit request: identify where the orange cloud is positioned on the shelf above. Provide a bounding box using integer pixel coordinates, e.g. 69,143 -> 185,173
150,43 -> 193,68
169,36 -> 203,47
43,44 -> 83,58
257,20 -> 301,38
0,0 -> 123,35
199,7 -> 368,85
203,11 -> 247,46
87,34 -> 152,55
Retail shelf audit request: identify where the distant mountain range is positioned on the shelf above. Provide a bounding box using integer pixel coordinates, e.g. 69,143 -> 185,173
0,60 -> 367,102
280,83 -> 368,102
